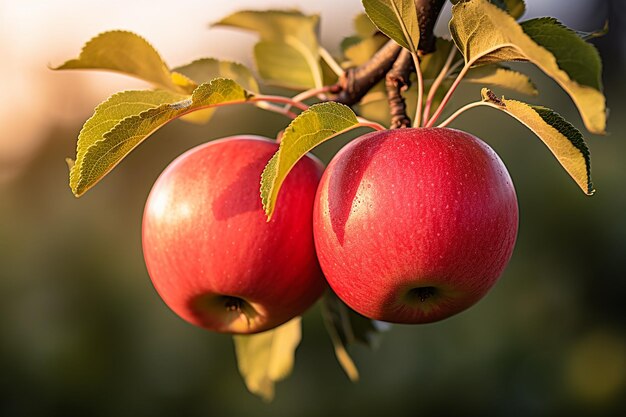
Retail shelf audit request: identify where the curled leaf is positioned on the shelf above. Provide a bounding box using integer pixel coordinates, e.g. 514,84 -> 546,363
71,78 -> 252,196
481,88 -> 593,194
362,0 -> 420,54
260,102 -> 360,219
450,0 -> 606,133
215,10 -> 323,89
53,31 -> 188,93
234,317 -> 302,402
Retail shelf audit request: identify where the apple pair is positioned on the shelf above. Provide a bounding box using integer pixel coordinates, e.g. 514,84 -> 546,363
142,129 -> 518,334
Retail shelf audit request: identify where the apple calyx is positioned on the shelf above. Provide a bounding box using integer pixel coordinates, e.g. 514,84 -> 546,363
409,286 -> 437,302
191,293 -> 263,333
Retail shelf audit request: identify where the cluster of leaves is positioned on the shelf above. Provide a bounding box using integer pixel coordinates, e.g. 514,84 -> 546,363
55,0 -> 606,401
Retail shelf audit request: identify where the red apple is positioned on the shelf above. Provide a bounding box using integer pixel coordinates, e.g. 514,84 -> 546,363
313,128 -> 518,324
142,136 -> 325,334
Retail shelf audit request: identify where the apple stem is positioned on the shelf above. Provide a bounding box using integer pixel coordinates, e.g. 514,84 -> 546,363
319,46 -> 345,78
254,101 -> 298,119
251,95 -> 310,112
292,86 -> 334,103
436,101 -> 502,128
282,85 -> 335,114
424,62 -> 471,127
411,53 -> 424,127
422,47 -> 459,123
356,118 -> 387,132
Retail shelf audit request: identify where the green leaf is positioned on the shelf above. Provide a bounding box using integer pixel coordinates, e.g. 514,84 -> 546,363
503,0 -> 526,19
341,36 -> 364,52
261,102 -> 360,219
362,0 -> 420,54
53,31 -> 188,93
464,66 -> 537,95
233,317 -> 301,402
449,0 -> 606,134
481,88 -> 593,194
172,58 -> 259,124
321,292 -> 389,381
253,42 -> 320,90
343,34 -> 389,66
173,58 -> 259,92
420,38 -> 456,80
357,83 -> 391,127
354,13 -> 378,38
214,10 -> 323,89
70,78 -> 252,196
320,58 -> 340,86
70,89 -> 188,194
520,18 -> 603,90
451,0 -> 525,18
576,21 -> 609,41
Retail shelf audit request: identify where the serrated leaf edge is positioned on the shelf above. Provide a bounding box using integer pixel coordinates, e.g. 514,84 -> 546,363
54,30 -> 183,93
71,78 -> 253,196
260,102 -> 360,219
481,88 -> 594,195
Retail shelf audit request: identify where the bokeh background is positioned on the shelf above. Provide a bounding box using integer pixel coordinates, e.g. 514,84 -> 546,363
1,0 -> 625,416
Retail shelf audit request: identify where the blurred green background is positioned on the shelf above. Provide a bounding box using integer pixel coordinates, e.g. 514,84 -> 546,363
1,0 -> 625,416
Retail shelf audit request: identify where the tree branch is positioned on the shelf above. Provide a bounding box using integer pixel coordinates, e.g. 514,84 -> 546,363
385,49 -> 414,128
329,40 -> 402,105
415,0 -> 446,54
328,0 -> 446,126
384,0 -> 445,129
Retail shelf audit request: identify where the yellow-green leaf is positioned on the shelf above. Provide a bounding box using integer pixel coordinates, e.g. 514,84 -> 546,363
320,55 -> 341,86
362,0 -> 420,54
577,21 -> 609,41
53,31 -> 187,93
451,0 -> 526,19
214,10 -> 323,89
464,66 -> 537,95
357,83 -> 391,127
520,17 -> 603,91
233,317 -> 302,402
172,58 -> 259,124
70,89 -> 188,193
450,0 -> 606,133
261,102 -> 360,219
173,58 -> 259,93
503,0 -> 525,19
343,34 -> 389,66
170,71 -> 197,92
481,88 -> 593,194
253,41 -> 320,90
71,78 -> 252,196
418,38 -> 459,81
321,292 -> 388,382
354,13 -> 378,38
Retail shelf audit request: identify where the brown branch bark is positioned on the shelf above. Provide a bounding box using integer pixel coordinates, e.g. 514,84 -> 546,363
384,0 -> 446,127
329,40 -> 401,106
386,49 -> 414,129
415,0 -> 446,54
329,0 -> 446,125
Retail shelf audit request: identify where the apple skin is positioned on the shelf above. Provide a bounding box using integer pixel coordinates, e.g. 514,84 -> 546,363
313,128 -> 518,324
142,136 -> 325,334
